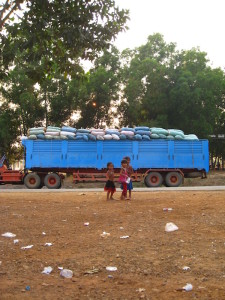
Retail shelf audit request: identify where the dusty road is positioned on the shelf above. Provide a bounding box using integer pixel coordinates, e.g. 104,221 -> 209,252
0,191 -> 225,299
1,186 -> 225,192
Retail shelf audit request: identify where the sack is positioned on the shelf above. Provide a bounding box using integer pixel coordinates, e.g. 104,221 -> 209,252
45,131 -> 60,136
151,133 -> 160,139
119,134 -> 126,140
142,135 -> 151,140
104,134 -> 112,140
61,126 -> 76,133
151,128 -> 168,136
77,129 -> 90,134
168,129 -> 184,138
112,134 -> 120,140
134,134 -> 142,140
92,131 -> 105,136
135,130 -> 151,136
88,134 -> 97,141
167,135 -> 175,140
135,126 -> 150,131
97,135 -> 104,140
60,131 -> 75,137
121,127 -> 135,132
158,134 -> 167,139
105,130 -> 119,136
120,130 -> 134,136
184,134 -> 198,140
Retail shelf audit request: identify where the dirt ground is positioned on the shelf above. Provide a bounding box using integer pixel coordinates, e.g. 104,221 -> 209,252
0,191 -> 225,300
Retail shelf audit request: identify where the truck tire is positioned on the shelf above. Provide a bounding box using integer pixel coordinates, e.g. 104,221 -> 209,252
44,173 -> 61,189
144,172 -> 163,187
24,173 -> 41,189
165,172 -> 182,187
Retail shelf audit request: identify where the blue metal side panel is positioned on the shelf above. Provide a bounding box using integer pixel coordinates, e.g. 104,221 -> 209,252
22,139 -> 209,172
66,141 -> 98,168
101,141 -> 133,169
137,141 -> 169,168
173,140 -> 209,171
22,140 -> 63,168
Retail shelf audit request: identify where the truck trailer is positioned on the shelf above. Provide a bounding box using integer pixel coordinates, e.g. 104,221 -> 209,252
0,139 -> 209,189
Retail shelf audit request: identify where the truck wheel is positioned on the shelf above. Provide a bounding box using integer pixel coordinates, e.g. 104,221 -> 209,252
44,173 -> 61,189
165,172 -> 182,187
24,173 -> 41,189
144,172 -> 163,187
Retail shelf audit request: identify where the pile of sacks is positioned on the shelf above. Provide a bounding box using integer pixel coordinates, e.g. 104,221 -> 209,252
26,126 -> 199,141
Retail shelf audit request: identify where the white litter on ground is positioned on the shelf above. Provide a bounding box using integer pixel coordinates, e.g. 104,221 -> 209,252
183,283 -> 193,291
44,243 -> 53,246
100,232 -> 110,238
120,236 -> 129,239
42,266 -> 53,274
106,266 -> 117,272
1,232 -> 16,238
136,288 -> 145,292
60,269 -> 73,278
183,266 -> 191,271
13,239 -> 19,244
21,245 -> 33,250
163,208 -> 173,211
165,222 -> 179,232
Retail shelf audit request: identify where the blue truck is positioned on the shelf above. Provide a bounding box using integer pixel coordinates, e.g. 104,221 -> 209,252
17,139 -> 209,189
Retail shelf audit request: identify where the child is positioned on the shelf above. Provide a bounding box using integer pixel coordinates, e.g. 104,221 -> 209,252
104,162 -> 116,200
118,159 -> 128,200
124,156 -> 134,199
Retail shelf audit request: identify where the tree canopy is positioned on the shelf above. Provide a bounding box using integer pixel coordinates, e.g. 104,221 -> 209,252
1,11 -> 225,163
0,0 -> 129,156
119,34 -> 225,140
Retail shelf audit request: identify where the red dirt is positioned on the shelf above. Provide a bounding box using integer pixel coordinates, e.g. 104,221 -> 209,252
0,191 -> 225,299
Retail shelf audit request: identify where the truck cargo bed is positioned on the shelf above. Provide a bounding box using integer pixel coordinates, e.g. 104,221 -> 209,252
22,139 -> 209,172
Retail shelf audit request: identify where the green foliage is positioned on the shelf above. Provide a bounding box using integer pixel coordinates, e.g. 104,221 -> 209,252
1,0 -> 129,79
1,67 -> 44,134
119,33 -> 225,142
0,102 -> 20,155
76,46 -> 121,128
0,0 -> 129,161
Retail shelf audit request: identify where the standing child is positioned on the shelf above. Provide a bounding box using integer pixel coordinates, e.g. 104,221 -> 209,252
104,162 -> 116,200
124,156 -> 134,200
118,159 -> 128,200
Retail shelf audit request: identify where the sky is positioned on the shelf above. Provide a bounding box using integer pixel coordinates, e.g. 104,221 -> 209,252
113,0 -> 225,69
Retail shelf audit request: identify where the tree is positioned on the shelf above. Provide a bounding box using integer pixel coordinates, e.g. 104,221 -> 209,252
168,50 -> 225,138
119,33 -> 225,140
0,0 -> 129,159
38,75 -> 83,127
0,0 -> 23,30
1,67 -> 44,135
0,102 -> 20,156
119,33 -> 176,127
1,0 -> 129,79
76,46 -> 121,128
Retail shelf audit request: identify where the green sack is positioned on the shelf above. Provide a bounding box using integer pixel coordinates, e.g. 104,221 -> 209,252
151,133 -> 160,139
151,128 -> 168,136
167,135 -> 175,140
